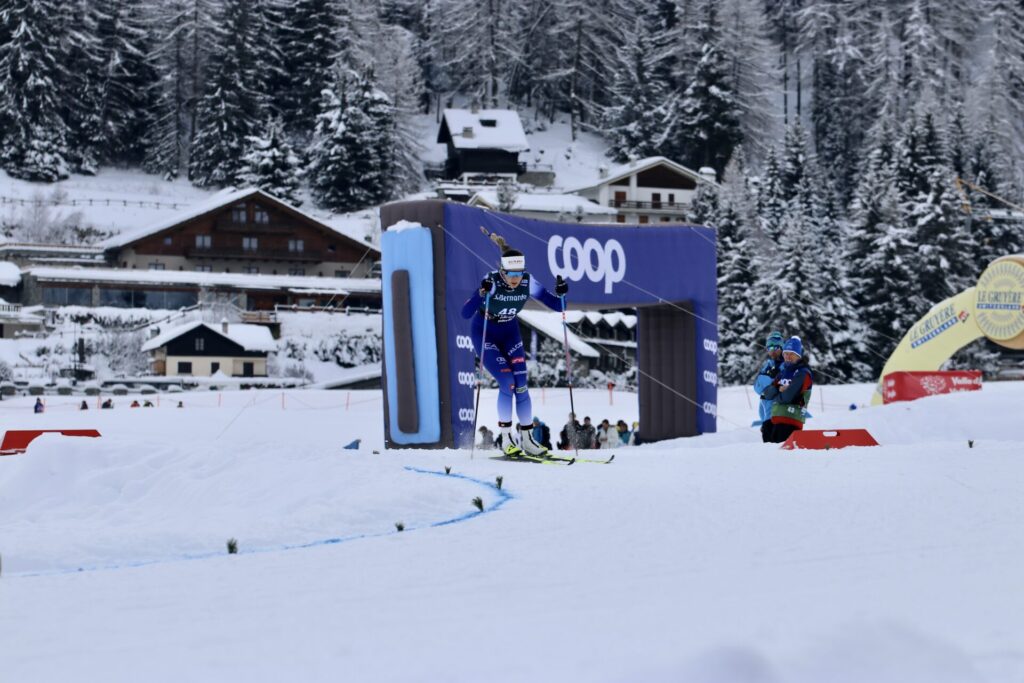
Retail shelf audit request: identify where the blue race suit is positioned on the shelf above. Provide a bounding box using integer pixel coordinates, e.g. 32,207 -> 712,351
461,271 -> 562,425
753,356 -> 784,424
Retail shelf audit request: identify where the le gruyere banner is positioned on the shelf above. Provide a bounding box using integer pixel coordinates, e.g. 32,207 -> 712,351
872,255 -> 1024,405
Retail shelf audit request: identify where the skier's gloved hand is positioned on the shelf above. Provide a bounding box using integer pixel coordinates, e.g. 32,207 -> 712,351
480,276 -> 494,295
765,365 -> 779,378
554,275 -> 569,296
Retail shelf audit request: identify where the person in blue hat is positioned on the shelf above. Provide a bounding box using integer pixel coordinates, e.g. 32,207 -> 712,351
753,331 -> 785,442
760,336 -> 814,444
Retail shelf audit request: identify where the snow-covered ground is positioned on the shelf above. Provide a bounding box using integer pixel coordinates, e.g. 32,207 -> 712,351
1,381 -> 1022,682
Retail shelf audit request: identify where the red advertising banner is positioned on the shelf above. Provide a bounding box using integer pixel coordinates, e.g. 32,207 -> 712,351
882,371 -> 983,404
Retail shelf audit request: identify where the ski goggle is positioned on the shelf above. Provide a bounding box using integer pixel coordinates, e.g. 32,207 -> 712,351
502,270 -> 524,277
767,343 -> 782,351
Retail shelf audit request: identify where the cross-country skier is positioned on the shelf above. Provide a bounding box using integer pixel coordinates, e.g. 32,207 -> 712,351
759,336 -> 814,444
753,330 -> 785,442
461,247 -> 568,456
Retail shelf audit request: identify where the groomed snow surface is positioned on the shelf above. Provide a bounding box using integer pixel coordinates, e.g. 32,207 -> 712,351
1,382 -> 1022,682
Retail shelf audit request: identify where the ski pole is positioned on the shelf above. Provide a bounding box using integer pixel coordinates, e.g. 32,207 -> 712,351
470,290 -> 492,460
559,293 -> 579,460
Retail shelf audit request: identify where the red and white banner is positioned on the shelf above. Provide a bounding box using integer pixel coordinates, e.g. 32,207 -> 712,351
882,371 -> 983,404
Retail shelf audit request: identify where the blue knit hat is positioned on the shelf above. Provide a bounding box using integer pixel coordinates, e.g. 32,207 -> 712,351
766,331 -> 784,350
783,336 -> 803,357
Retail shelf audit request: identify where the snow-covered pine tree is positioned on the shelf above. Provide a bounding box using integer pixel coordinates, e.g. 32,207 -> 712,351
675,6 -> 742,174
718,0 -> 776,156
240,117 -> 303,205
94,0 -> 154,165
188,0 -> 264,187
58,0 -> 105,175
603,17 -> 671,163
846,122 -> 920,373
275,0 -> 342,138
143,0 -> 217,179
308,71 -> 396,212
0,0 -> 71,181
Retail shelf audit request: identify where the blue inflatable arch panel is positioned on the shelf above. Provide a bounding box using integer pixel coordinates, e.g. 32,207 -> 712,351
379,200 -> 717,449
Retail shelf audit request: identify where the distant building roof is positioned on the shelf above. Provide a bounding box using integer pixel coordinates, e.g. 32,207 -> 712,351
27,266 -> 381,295
98,187 -> 380,254
142,320 -> 276,353
469,191 -> 617,216
571,156 -> 718,193
438,109 -> 529,152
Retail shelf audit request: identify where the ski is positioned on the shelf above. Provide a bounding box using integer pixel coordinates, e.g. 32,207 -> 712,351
489,453 -> 575,466
546,453 -> 615,464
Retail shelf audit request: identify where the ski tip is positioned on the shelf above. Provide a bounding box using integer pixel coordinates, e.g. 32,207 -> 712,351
607,454 -> 615,463
567,458 -> 576,465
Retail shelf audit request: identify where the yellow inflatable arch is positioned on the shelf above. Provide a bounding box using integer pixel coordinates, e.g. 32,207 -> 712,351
872,254 -> 1024,405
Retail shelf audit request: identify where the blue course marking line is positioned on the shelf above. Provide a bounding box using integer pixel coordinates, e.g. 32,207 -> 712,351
9,467 -> 513,580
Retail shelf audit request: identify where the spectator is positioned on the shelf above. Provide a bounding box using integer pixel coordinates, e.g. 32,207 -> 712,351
101,398 -> 114,409
615,420 -> 631,445
628,421 -> 642,446
760,336 -> 814,444
33,397 -> 44,414
79,400 -> 89,410
753,331 -> 785,442
176,401 -> 184,408
531,417 -> 552,450
130,400 -> 141,408
143,400 -> 154,408
596,419 -> 613,449
558,413 -> 581,450
478,425 -> 495,449
579,416 -> 597,449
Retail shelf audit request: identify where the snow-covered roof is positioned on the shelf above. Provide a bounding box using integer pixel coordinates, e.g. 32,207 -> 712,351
517,310 -> 600,358
0,261 -> 21,287
28,267 -> 381,294
571,156 -> 718,193
438,109 -> 529,152
142,320 -> 276,353
98,187 -> 380,254
469,191 -> 618,215
563,310 -> 637,329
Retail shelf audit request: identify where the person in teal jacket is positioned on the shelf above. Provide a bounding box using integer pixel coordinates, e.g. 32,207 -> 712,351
753,331 -> 784,441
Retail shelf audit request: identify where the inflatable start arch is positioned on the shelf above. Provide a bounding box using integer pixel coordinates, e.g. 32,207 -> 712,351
872,254 -> 1024,404
378,201 -> 718,449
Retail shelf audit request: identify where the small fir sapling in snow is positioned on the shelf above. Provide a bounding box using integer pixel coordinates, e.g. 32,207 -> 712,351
227,538 -> 238,554
395,522 -> 404,532
495,475 -> 503,490
444,465 -> 451,474
472,497 -> 483,512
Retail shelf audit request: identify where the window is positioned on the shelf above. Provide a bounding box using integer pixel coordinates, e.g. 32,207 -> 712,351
242,362 -> 254,377
195,265 -> 212,273
148,262 -> 165,270
163,236 -> 172,246
660,217 -> 671,223
177,361 -> 193,375
615,215 -> 625,224
195,235 -> 211,249
243,266 -> 259,274
195,337 -> 205,352
288,267 -> 305,276
334,269 -> 351,278
638,215 -> 649,224
668,193 -> 676,206
231,204 -> 247,223
288,239 -> 304,253
253,206 -> 269,224
651,192 -> 662,208
480,119 -> 497,127
42,287 -> 92,306
243,236 -> 258,251
211,362 -> 220,373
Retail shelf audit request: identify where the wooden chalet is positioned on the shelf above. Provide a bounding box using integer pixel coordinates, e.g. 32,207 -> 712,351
437,108 -> 529,180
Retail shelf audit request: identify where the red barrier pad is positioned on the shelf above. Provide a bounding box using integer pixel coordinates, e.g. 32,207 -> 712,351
781,429 -> 879,450
0,429 -> 102,455
882,370 -> 982,404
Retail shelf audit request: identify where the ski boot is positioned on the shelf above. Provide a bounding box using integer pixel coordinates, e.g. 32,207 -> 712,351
519,424 -> 549,457
497,421 -> 522,456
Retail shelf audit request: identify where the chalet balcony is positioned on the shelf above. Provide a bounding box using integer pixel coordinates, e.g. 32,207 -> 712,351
213,220 -> 299,235
608,200 -> 690,212
186,247 -> 323,262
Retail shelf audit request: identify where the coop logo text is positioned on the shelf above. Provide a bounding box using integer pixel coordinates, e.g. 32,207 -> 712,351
547,236 -> 626,294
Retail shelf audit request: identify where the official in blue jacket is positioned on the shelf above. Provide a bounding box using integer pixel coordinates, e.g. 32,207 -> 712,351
753,331 -> 784,441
